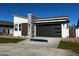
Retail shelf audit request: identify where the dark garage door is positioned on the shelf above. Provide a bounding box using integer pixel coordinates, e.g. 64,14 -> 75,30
36,23 -> 61,37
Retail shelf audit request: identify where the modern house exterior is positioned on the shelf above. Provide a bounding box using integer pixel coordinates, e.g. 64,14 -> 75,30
0,21 -> 13,36
13,13 -> 69,38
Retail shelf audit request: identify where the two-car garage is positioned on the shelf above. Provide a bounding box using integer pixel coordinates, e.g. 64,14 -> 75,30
36,23 -> 62,37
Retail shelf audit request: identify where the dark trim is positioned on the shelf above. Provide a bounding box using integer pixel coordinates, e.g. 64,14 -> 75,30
34,21 -> 69,25
30,39 -> 48,42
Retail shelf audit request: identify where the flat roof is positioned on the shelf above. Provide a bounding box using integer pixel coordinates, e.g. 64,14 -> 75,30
13,14 -> 27,19
38,16 -> 68,19
34,16 -> 69,23
13,14 -> 69,23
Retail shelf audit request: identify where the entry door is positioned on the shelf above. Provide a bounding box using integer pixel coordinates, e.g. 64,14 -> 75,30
21,23 -> 28,36
36,24 -> 61,37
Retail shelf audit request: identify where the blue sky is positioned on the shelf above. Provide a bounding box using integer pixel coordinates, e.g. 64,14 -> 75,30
0,3 -> 79,26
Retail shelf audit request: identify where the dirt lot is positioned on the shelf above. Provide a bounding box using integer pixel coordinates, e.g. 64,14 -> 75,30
0,43 -> 78,56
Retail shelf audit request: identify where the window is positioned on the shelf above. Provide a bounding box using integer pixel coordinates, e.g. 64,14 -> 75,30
29,24 -> 30,26
63,24 -> 65,26
14,24 -> 18,31
19,24 -> 21,27
19,24 -> 21,31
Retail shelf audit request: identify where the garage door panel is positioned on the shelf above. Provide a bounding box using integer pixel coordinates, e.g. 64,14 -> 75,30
36,24 -> 61,37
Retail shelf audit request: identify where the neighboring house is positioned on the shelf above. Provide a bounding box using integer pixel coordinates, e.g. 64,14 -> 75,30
0,21 -> 13,36
69,26 -> 76,38
76,19 -> 79,38
13,13 -> 69,38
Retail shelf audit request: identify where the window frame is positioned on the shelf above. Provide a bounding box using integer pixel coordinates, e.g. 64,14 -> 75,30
19,24 -> 22,31
14,24 -> 18,31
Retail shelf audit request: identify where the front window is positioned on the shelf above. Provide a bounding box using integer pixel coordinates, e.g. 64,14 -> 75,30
19,24 -> 21,31
14,24 -> 18,31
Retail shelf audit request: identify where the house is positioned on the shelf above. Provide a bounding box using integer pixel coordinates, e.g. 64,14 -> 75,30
69,26 -> 76,38
0,21 -> 13,36
76,19 -> 79,38
13,13 -> 69,38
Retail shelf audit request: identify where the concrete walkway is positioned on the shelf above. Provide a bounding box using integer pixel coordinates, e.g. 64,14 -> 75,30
0,43 -> 78,56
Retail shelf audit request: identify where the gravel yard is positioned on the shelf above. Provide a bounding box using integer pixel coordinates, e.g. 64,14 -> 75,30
0,43 -> 78,56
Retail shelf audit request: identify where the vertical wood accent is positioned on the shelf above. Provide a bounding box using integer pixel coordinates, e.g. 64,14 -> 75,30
21,23 -> 28,36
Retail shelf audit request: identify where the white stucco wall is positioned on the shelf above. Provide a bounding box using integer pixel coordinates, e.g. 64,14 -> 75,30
76,28 -> 79,38
13,16 -> 28,37
61,23 -> 69,38
14,16 -> 28,24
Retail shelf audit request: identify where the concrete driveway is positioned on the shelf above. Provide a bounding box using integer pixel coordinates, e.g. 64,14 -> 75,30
20,37 -> 61,48
0,43 -> 78,56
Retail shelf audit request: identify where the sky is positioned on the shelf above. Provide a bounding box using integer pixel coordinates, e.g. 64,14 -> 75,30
0,3 -> 79,26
